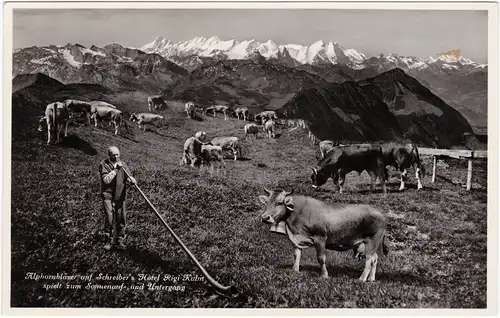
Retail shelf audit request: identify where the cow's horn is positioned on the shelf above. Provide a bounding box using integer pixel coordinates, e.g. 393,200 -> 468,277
263,186 -> 272,195
284,189 -> 294,196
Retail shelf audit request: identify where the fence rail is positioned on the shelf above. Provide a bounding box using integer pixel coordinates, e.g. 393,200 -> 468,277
418,147 -> 488,190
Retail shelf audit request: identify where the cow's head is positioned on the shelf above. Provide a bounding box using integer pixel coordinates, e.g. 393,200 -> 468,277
37,116 -> 46,132
129,113 -> 138,122
310,167 -> 329,188
259,187 -> 294,224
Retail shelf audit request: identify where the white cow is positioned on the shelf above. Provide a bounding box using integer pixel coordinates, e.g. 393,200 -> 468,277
185,102 -> 196,119
91,105 -> 123,135
205,105 -> 229,120
264,119 -> 276,139
129,113 -> 166,131
244,123 -> 260,140
38,102 -> 70,145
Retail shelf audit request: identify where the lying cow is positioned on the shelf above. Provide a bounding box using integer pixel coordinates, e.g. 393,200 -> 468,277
311,145 -> 387,194
38,102 -> 70,145
91,105 -> 122,135
129,113 -> 165,131
63,99 -> 92,126
259,188 -> 388,281
244,123 -> 260,139
205,105 -> 229,120
185,102 -> 196,119
201,144 -> 226,171
264,119 -> 276,139
234,107 -> 249,121
182,136 -> 203,167
210,136 -> 241,161
148,95 -> 166,112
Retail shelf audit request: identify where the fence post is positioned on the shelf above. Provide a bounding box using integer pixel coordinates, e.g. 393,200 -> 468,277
431,155 -> 437,183
466,159 -> 473,191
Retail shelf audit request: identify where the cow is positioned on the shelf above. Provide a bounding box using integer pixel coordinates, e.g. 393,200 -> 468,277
259,188 -> 388,282
376,143 -> 425,191
148,95 -> 166,112
89,101 -> 116,109
201,144 -> 226,171
129,113 -> 166,131
255,110 -> 278,124
62,99 -> 92,126
244,123 -> 260,139
194,131 -> 207,143
38,102 -> 70,145
311,145 -> 387,194
210,136 -> 241,161
205,105 -> 229,120
234,107 -> 249,121
185,102 -> 196,119
264,119 -> 276,139
91,105 -> 123,135
181,136 -> 203,168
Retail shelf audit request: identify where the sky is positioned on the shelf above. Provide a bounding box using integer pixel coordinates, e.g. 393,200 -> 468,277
13,9 -> 488,63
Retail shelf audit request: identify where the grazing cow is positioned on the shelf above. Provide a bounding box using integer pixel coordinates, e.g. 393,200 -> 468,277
234,107 -> 249,121
205,105 -> 229,120
210,136 -> 241,161
38,102 -> 70,145
129,113 -> 165,131
63,99 -> 92,126
194,131 -> 207,142
182,136 -> 203,167
259,188 -> 388,281
148,95 -> 166,112
311,145 -> 387,194
185,102 -> 196,119
244,123 -> 260,139
201,144 -> 226,171
264,119 -> 276,139
255,110 -> 278,124
91,105 -> 123,135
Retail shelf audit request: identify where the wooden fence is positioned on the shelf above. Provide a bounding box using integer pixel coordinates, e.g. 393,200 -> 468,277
418,148 -> 488,190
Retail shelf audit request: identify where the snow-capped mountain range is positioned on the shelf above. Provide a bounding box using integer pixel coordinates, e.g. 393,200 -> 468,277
140,36 -> 487,70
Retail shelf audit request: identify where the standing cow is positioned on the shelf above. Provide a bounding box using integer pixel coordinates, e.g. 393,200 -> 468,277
259,188 -> 388,281
129,113 -> 166,131
244,123 -> 260,140
91,105 -> 123,135
63,99 -> 92,126
234,107 -> 249,121
38,102 -> 70,145
148,95 -> 166,112
264,119 -> 276,139
205,105 -> 229,120
185,102 -> 196,119
210,136 -> 241,161
378,143 -> 425,191
311,145 -> 388,194
255,110 -> 278,125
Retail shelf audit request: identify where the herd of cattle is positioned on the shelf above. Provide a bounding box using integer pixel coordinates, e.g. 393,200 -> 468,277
37,94 -> 430,282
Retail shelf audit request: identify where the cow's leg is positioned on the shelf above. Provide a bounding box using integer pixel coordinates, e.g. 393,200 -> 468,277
47,124 -> 51,144
64,120 -> 69,137
368,253 -> 379,282
93,114 -> 98,127
399,168 -> 407,191
368,170 -> 377,192
415,166 -> 423,190
293,247 -> 301,272
338,170 -> 347,194
233,148 -> 237,161
314,239 -> 328,278
114,121 -> 119,135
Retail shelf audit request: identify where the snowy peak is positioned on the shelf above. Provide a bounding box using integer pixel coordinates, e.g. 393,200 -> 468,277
140,36 -> 368,66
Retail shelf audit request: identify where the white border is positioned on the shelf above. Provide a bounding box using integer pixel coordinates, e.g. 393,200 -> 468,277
2,1 -> 499,317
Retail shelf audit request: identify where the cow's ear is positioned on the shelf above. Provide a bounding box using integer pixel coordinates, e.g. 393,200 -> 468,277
258,195 -> 268,205
284,196 -> 294,211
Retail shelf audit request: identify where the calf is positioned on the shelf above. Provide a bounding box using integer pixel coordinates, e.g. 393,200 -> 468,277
201,144 -> 226,171
259,188 -> 388,281
38,102 -> 70,145
129,112 -> 165,131
311,145 -> 387,194
210,136 -> 241,161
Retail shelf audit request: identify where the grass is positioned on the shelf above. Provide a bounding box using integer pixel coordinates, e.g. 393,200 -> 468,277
10,95 -> 487,308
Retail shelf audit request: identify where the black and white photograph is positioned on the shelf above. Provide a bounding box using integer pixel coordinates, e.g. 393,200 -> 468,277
2,0 -> 499,314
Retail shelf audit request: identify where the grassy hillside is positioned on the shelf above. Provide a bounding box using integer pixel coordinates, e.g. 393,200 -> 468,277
11,98 -> 487,308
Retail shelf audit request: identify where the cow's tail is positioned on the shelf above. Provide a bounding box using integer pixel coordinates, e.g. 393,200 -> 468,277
53,103 -> 58,137
380,230 -> 389,256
